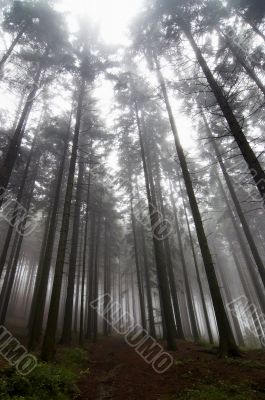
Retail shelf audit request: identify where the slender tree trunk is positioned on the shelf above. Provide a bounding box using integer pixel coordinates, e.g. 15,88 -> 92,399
0,138 -> 35,279
0,28 -> 24,70
11,90 -> 27,131
153,186 -> 184,337
92,211 -> 102,343
27,194 -> 53,332
129,177 -> 147,331
154,58 -> 239,355
24,263 -> 36,316
0,62 -> 44,203
86,212 -> 96,339
218,28 -> 265,97
0,162 -> 38,324
216,170 -> 265,314
41,78 -> 85,361
134,100 -> 177,350
135,182 -> 156,337
73,221 -> 84,334
224,230 -> 265,347
143,133 -> 184,340
118,257 -> 123,332
103,218 -> 110,336
28,120 -> 71,350
79,168 -> 91,345
61,160 -> 84,344
180,23 -> 265,202
203,115 -> 265,290
238,12 -> 265,43
174,181 -> 214,344
168,180 -> 200,341
214,248 -> 245,347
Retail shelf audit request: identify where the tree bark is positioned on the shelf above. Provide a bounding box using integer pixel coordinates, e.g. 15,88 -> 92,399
129,173 -> 147,332
92,210 -> 102,343
41,78 -> 85,361
28,120 -> 71,350
174,180 -> 214,344
61,160 -> 84,344
154,58 -> 239,355
79,167 -> 91,345
103,218 -> 111,337
86,212 -> 96,339
0,28 -> 24,70
203,114 -> 265,291
216,170 -> 265,314
181,23 -> 265,203
169,180 -> 200,342
0,160 -> 38,324
0,138 -> 35,279
134,100 -> 177,350
218,28 -> 265,97
0,62 -> 44,203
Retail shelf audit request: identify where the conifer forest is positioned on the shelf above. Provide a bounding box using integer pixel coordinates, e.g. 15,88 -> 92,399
1,0 -> 265,399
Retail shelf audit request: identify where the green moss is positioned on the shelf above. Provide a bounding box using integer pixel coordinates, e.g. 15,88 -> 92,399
0,346 -> 88,399
164,384 -> 257,400
56,346 -> 88,373
225,358 -> 265,370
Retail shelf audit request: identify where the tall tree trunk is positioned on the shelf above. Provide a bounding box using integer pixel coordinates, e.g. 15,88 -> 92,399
238,12 -> 265,43
79,168 -> 91,345
28,120 -> 71,350
73,221 -> 84,334
27,192 -> 53,332
41,78 -> 85,361
216,170 -> 265,314
174,181 -> 214,344
61,160 -> 84,344
143,133 -> 184,339
129,176 -> 147,331
92,211 -> 102,343
218,28 -> 265,97
0,28 -> 24,70
180,23 -> 265,202
0,161 -> 38,324
0,137 -> 35,279
86,212 -> 96,339
214,247 -> 245,347
154,58 -> 239,356
168,180 -> 200,341
118,256 -> 123,332
0,62 -> 44,203
134,100 -> 177,350
135,182 -> 156,337
224,230 -> 265,347
203,115 -> 265,290
103,218 -> 111,336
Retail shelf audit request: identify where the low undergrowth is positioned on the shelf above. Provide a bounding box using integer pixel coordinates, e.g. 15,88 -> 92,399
0,347 -> 88,400
164,383 -> 264,400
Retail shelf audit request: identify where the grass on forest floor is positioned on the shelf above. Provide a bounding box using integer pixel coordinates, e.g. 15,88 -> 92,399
0,346 -> 89,400
163,383 -> 264,400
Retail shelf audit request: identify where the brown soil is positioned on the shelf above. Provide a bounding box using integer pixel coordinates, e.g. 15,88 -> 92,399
78,337 -> 265,400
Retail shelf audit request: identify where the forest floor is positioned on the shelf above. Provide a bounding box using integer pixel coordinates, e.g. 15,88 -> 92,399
78,337 -> 265,400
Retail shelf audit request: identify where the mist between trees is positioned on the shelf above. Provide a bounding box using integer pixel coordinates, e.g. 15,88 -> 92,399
0,0 -> 265,370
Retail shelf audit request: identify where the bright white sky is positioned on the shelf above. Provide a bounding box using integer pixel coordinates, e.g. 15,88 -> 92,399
0,0 -> 195,167
58,0 -> 143,45
56,0 -> 195,156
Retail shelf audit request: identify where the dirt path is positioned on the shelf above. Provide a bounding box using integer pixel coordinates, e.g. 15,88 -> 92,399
78,337 -> 265,400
